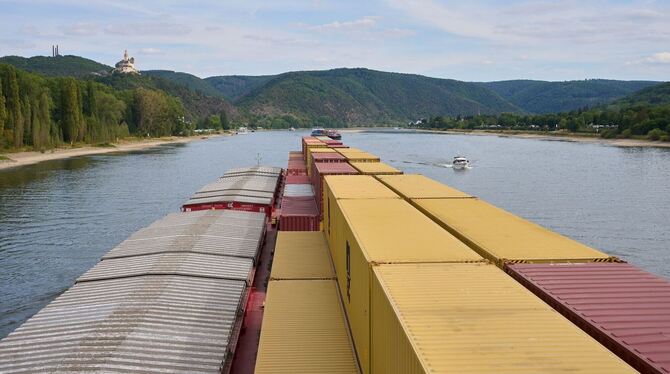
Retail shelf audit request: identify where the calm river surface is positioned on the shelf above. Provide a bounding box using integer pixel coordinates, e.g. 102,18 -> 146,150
1,130 -> 669,338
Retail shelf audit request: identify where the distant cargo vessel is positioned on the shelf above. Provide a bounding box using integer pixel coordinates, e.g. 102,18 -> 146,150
311,128 -> 342,140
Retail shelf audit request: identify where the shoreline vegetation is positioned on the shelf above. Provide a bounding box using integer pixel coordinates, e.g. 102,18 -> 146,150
344,128 -> 670,149
0,134 -> 222,171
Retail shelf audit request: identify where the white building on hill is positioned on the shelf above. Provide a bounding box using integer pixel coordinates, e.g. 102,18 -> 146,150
112,50 -> 140,75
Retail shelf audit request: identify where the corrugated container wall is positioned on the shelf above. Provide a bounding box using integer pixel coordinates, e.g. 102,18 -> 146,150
323,175 -> 401,252
279,196 -> 319,231
370,263 -> 636,374
285,174 -> 310,184
255,280 -> 359,374
331,198 -> 482,374
335,150 -> 380,163
270,232 -> 335,280
349,161 -> 403,176
311,162 -> 359,217
413,198 -> 616,267
306,148 -> 338,177
377,174 -> 474,199
506,262 -> 670,374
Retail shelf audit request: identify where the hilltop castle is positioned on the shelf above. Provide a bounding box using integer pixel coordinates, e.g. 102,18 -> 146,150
112,50 -> 139,75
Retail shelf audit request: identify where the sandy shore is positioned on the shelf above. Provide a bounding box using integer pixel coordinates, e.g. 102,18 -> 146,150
0,136 -> 209,171
347,128 -> 670,149
439,130 -> 670,148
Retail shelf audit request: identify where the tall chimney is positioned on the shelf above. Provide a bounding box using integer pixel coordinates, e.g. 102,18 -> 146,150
52,45 -> 54,57
56,45 -> 59,56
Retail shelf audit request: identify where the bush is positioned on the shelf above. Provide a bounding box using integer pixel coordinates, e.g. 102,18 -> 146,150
647,128 -> 666,141
600,129 -> 618,139
619,129 -> 632,138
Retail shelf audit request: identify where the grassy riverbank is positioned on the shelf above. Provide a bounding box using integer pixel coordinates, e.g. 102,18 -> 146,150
0,134 -> 223,171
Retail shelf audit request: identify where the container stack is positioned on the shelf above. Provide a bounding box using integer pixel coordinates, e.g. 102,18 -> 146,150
255,232 -> 359,373
181,166 -> 282,217
270,136 -> 641,373
0,209 -> 268,372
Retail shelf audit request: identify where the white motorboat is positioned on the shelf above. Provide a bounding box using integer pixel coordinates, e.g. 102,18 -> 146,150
236,126 -> 249,135
452,156 -> 469,170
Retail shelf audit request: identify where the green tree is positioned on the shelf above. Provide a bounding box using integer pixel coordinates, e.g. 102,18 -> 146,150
60,78 -> 84,144
220,110 -> 230,130
0,80 -> 6,137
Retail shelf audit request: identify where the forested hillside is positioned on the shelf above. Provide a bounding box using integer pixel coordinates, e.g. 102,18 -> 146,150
0,64 -> 190,150
205,75 -> 276,102
482,79 -> 658,114
238,68 -> 520,128
420,82 -> 670,141
143,70 -> 225,98
0,55 -> 110,78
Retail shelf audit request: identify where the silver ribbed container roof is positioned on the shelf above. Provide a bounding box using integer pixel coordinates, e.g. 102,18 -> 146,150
78,252 -> 254,283
184,195 -> 272,207
103,235 -> 262,261
283,184 -> 315,197
191,189 -> 275,200
224,166 -> 282,176
197,176 -> 279,194
0,275 -> 246,373
155,210 -> 266,226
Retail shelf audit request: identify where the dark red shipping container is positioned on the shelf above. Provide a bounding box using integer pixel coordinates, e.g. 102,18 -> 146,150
285,174 -> 311,184
182,200 -> 272,216
286,159 -> 307,176
279,196 -> 319,231
311,162 -> 358,216
506,262 -> 670,374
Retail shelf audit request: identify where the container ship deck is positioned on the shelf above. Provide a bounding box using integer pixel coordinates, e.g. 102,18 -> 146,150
0,136 -> 669,373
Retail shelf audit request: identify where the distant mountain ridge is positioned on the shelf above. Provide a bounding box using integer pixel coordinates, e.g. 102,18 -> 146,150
481,79 -> 659,114
0,54 -> 664,127
0,55 -> 110,78
235,68 -> 520,126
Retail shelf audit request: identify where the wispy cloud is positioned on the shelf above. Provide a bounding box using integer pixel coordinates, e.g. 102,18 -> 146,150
310,16 -> 379,31
628,52 -> 670,65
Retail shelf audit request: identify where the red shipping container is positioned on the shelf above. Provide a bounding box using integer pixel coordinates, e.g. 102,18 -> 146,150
286,159 -> 307,176
312,152 -> 346,164
279,196 -> 319,231
182,200 -> 272,217
506,262 -> 670,374
285,174 -> 310,184
311,162 -> 358,216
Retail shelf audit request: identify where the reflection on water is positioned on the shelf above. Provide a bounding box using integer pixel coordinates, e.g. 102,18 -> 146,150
1,130 -> 669,338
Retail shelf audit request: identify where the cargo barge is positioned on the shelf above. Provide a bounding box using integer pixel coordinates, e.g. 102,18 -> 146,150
1,135 -> 668,373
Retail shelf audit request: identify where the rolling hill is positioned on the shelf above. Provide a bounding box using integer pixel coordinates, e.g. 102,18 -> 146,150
205,75 -> 276,102
236,68 -> 521,126
481,79 -> 659,114
0,55 -> 110,77
615,82 -> 670,106
143,70 -> 225,98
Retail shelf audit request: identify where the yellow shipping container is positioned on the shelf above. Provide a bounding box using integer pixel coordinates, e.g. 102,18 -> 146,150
413,198 -> 615,266
270,231 -> 335,280
255,280 -> 359,374
303,142 -> 328,162
335,147 -> 363,154
331,198 -> 482,374
306,147 -> 338,177
323,175 -> 400,254
337,151 -> 380,163
377,174 -> 473,199
349,162 -> 402,176
370,263 -> 635,373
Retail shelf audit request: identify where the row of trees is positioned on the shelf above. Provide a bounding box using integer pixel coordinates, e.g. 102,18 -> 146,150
419,102 -> 670,141
0,64 -> 193,151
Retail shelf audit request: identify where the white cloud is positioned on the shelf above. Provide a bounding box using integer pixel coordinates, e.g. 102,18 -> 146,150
628,52 -> 670,65
310,16 -> 379,31
138,47 -> 163,55
104,21 -> 190,36
61,22 -> 98,36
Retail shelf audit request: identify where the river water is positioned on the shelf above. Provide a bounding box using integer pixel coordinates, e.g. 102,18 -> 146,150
1,130 -> 669,338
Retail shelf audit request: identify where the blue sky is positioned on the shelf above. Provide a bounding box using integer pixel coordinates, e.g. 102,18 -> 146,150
1,0 -> 669,81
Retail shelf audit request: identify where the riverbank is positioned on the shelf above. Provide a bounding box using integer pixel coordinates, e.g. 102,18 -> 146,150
0,136 -> 216,171
341,127 -> 670,148
413,129 -> 670,149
